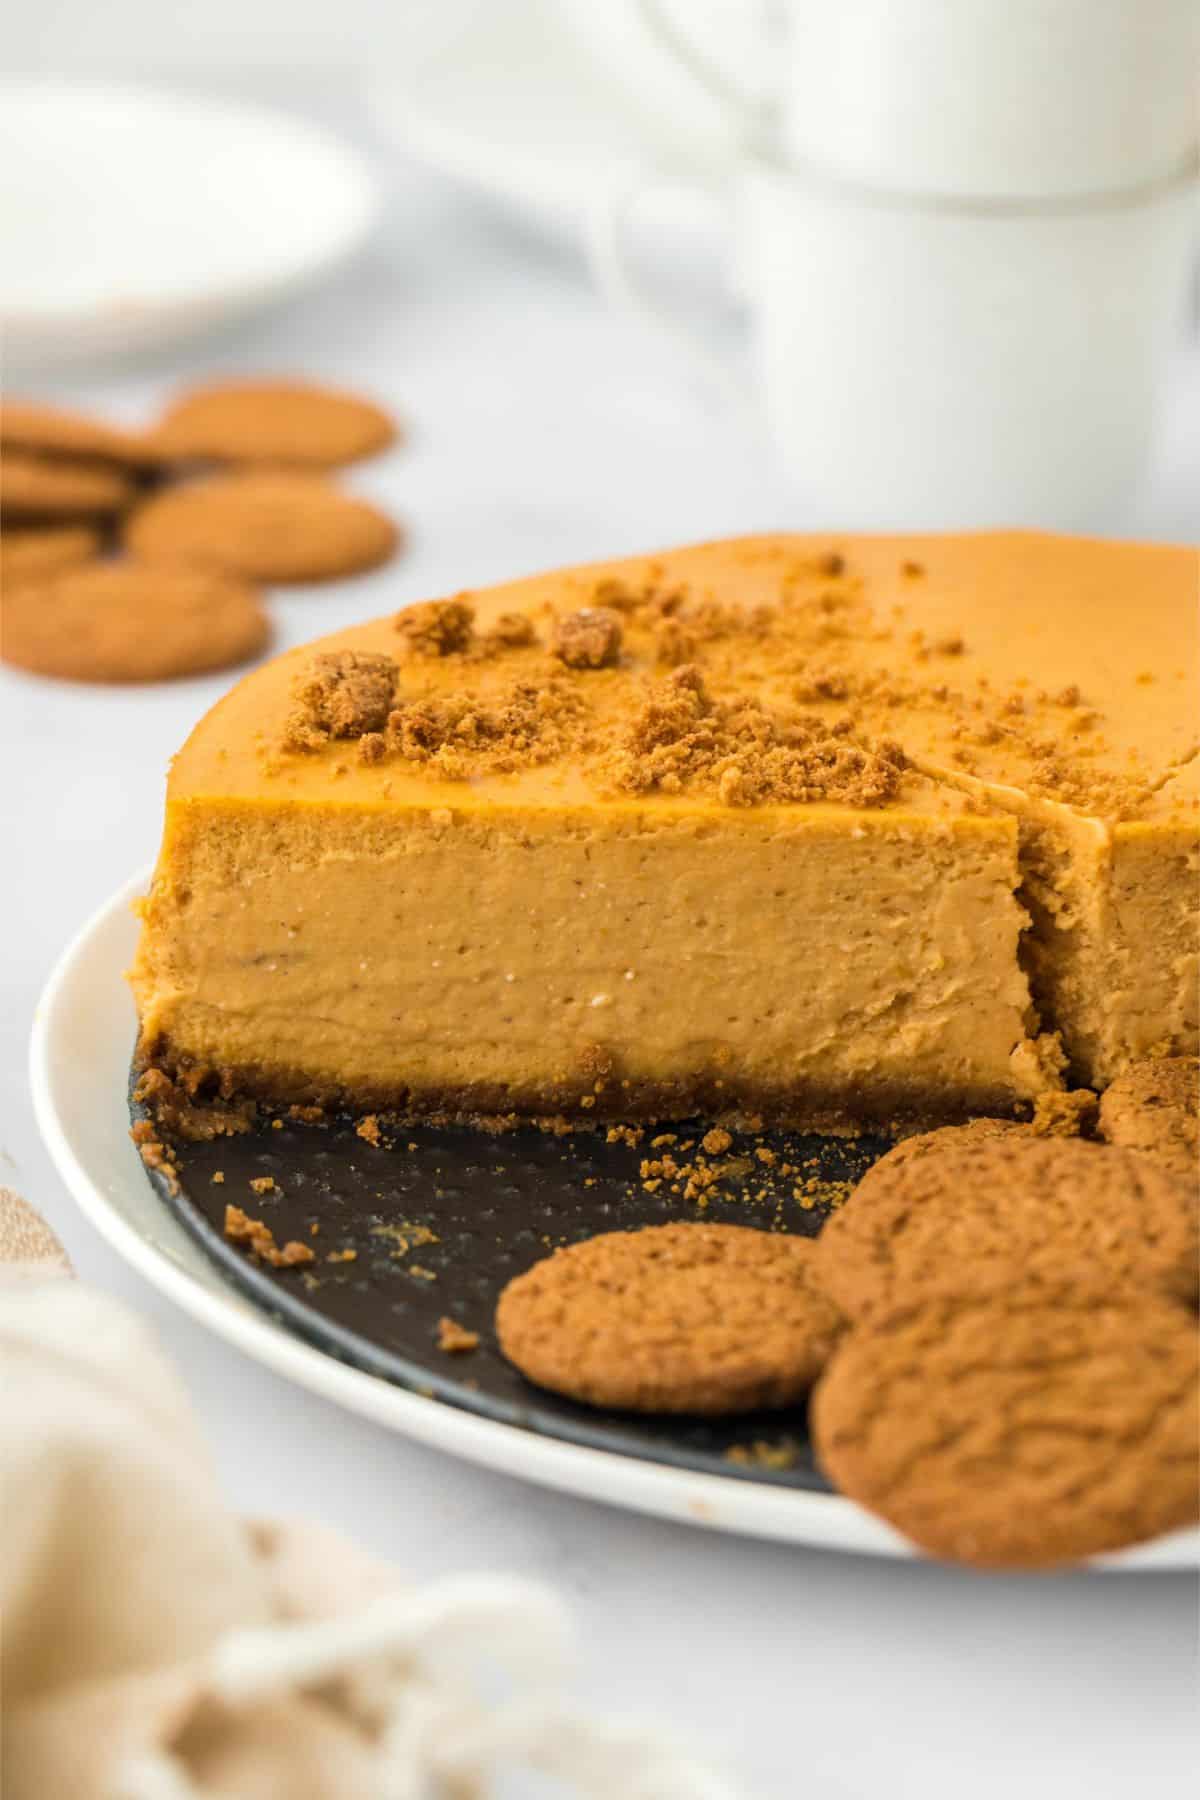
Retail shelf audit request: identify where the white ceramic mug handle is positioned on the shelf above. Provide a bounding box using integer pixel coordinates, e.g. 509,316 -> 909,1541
586,163 -> 742,406
636,0 -> 778,141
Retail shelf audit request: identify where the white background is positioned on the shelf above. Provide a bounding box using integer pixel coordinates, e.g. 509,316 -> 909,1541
3,61 -> 1199,1800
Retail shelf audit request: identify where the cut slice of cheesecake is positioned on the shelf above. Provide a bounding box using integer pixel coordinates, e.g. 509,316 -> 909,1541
128,531 -> 1198,1130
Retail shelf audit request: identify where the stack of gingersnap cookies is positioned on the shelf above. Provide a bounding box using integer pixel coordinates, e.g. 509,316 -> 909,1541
496,1057 -> 1199,1569
1,380 -> 401,684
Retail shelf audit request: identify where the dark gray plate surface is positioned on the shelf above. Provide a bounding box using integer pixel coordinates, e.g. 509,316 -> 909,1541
132,1082 -> 891,1490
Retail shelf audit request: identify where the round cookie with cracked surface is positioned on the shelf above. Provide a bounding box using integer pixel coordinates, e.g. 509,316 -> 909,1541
124,471 -> 399,584
2,563 -> 269,683
0,399 -> 169,467
153,379 -> 398,467
496,1221 -> 844,1415
1099,1058 -> 1198,1178
816,1136 -> 1197,1321
868,1117 -> 1031,1178
811,1287 -> 1199,1567
1,450 -> 134,518
0,523 -> 102,589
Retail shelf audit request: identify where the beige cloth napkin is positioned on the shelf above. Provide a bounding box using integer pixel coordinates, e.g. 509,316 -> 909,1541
0,1189 -> 734,1800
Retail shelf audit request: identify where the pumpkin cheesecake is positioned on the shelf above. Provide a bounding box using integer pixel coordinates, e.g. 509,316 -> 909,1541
129,532 -> 1198,1130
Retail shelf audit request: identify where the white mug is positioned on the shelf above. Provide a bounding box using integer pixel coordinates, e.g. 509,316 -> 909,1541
589,152 -> 1200,529
598,0 -> 1200,200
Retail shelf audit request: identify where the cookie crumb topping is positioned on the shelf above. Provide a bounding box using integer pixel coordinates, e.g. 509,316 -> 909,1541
396,598 -> 475,656
603,666 -> 906,807
553,605 -> 624,669
284,650 -> 398,748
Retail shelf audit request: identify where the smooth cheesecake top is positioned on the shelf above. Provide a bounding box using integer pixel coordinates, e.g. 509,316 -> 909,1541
170,531 -> 1199,829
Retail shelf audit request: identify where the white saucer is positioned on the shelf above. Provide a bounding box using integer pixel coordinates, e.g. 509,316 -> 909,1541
30,872 -> 1200,1571
367,0 -> 732,247
0,79 -> 379,368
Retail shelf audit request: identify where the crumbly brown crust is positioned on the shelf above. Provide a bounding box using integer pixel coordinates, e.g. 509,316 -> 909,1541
811,1287 -> 1199,1567
1099,1057 -> 1199,1177
496,1222 -> 844,1414
1,562 -> 270,684
816,1135 -> 1198,1320
125,471 -> 399,583
135,1033 -> 1026,1138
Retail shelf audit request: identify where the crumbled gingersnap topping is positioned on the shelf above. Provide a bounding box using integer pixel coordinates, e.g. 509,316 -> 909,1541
484,611 -> 537,651
396,598 -> 475,656
384,677 -> 587,778
601,666 -> 906,807
283,650 -> 398,748
553,605 -> 624,669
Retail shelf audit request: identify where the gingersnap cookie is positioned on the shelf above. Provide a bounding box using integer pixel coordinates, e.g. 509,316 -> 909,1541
816,1135 -> 1197,1322
1,450 -> 134,518
0,523 -> 101,589
0,399 -> 168,467
496,1221 -> 844,1415
811,1286 -> 1199,1567
124,471 -> 399,584
2,563 -> 269,683
1099,1058 -> 1198,1179
153,379 -> 397,467
867,1117 -> 1030,1178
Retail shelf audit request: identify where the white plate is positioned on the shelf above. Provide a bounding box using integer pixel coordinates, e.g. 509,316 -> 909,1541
367,0 -> 733,248
0,79 -> 379,368
30,872 -> 1200,1570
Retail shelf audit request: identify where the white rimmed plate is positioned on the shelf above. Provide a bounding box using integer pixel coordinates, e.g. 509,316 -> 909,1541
30,871 -> 1200,1569
0,79 -> 379,368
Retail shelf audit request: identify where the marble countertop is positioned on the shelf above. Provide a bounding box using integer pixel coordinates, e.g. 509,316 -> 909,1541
3,98 -> 1197,1800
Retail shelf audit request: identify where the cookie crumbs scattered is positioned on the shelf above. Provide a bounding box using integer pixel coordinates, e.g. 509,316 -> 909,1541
437,1317 -> 480,1354
725,1437 -> 803,1472
371,1221 -> 439,1259
223,1205 -> 314,1269
396,598 -> 475,656
249,1176 -> 276,1194
702,1127 -> 733,1155
553,606 -> 623,669
129,1120 -> 179,1195
602,666 -> 906,808
211,1171 -> 225,1184
384,676 -> 587,779
606,1125 -> 645,1148
901,560 -> 925,578
326,1248 -> 358,1264
356,1114 -> 383,1146
408,1265 -> 437,1282
1030,1089 -> 1099,1138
